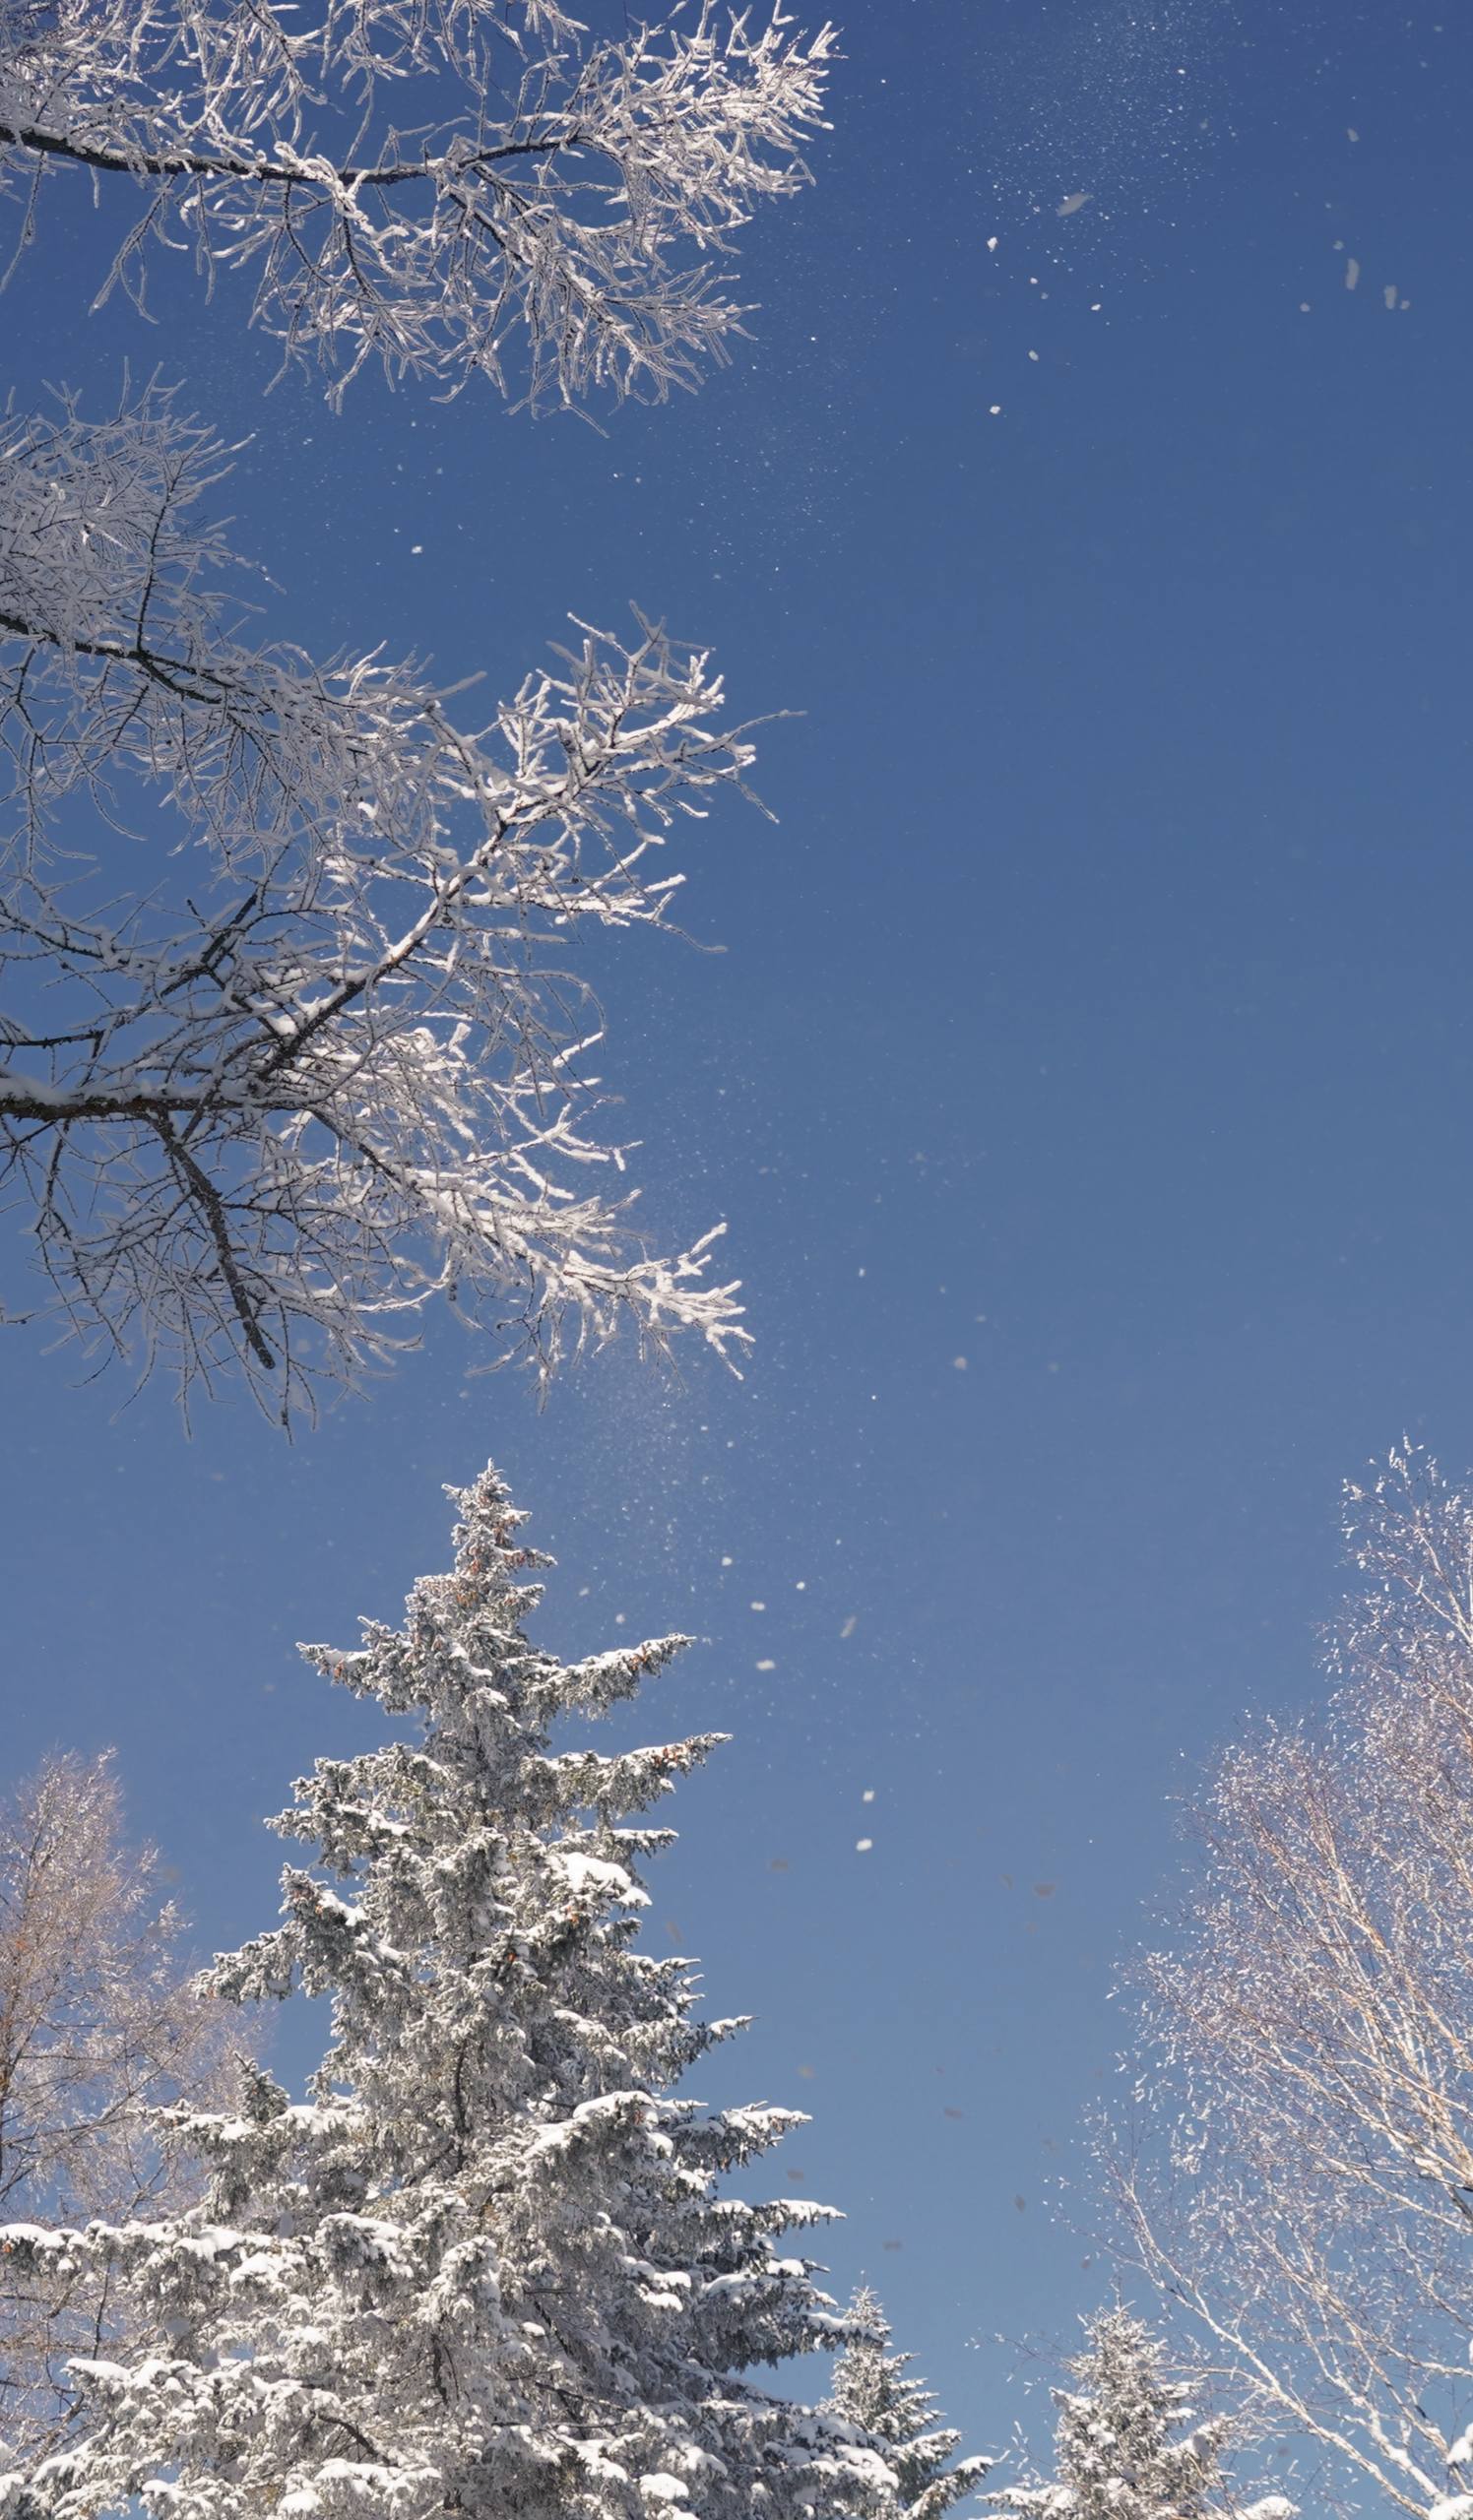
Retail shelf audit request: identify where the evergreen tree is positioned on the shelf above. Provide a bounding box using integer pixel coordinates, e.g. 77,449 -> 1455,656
989,2310 -> 1234,2520
827,2289 -> 989,2518
0,1467 -> 894,2520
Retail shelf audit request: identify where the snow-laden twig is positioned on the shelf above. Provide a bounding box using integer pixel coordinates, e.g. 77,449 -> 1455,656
0,384 -> 757,1418
0,0 -> 836,409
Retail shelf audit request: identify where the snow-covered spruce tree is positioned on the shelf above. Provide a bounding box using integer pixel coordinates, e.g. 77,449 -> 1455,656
988,2310 -> 1238,2520
0,1465 -> 896,2520
826,2289 -> 989,2519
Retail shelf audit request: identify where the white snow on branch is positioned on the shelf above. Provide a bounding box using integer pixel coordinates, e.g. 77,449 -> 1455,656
0,387 -> 758,1418
0,0 -> 837,410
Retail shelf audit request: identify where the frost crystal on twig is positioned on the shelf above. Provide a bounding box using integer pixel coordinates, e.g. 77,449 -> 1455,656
0,0 -> 837,410
0,386 -> 757,1418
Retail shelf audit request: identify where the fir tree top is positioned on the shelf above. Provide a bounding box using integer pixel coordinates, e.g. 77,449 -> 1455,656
1,1465 -> 896,2520
989,2309 -> 1240,2520
827,2288 -> 990,2519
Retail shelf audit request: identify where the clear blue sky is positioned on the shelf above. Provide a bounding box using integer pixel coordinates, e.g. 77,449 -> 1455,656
4,0 -> 1471,2485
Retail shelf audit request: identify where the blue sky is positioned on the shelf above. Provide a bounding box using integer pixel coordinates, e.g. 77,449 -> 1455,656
3,0 -> 1471,2486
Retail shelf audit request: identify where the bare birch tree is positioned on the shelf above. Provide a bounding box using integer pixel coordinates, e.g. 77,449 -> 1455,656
0,1751 -> 235,2469
0,0 -> 836,410
1111,1447 -> 1473,2520
0,384 -> 759,1418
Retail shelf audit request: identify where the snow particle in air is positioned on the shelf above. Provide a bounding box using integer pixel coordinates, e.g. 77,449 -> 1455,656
856,1838 -> 873,1854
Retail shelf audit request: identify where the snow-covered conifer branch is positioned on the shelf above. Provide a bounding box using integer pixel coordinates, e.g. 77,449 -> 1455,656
0,385 -> 757,1418
0,0 -> 836,409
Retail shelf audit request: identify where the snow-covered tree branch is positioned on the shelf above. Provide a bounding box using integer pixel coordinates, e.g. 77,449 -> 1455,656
0,1752 -> 237,2471
0,385 -> 758,1417
0,0 -> 835,410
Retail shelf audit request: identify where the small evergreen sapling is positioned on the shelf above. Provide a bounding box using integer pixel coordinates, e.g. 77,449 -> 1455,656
0,1466 -> 896,2520
827,2289 -> 989,2518
989,2309 -> 1285,2520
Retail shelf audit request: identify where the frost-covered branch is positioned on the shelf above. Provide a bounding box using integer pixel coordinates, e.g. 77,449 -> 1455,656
0,385 -> 756,1418
0,0 -> 836,409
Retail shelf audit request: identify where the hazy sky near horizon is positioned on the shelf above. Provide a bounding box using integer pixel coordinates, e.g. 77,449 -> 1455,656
4,0 -> 1472,2489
